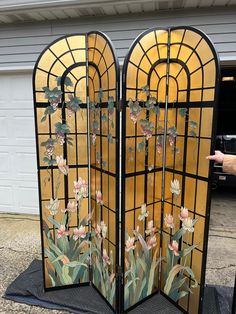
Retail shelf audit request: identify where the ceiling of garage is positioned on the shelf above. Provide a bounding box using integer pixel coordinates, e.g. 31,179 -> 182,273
0,0 -> 235,24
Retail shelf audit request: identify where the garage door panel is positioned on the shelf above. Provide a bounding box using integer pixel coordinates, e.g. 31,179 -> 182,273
0,73 -> 38,214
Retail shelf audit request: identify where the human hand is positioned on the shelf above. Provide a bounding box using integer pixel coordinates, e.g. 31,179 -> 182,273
206,150 -> 224,164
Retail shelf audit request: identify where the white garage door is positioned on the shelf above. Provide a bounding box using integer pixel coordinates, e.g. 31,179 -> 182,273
0,72 -> 39,215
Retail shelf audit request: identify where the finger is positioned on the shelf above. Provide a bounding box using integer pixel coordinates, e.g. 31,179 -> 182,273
206,155 -> 216,160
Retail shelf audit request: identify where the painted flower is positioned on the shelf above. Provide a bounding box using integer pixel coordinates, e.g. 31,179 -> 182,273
157,135 -> 163,154
95,221 -> 107,239
96,190 -> 103,205
147,235 -> 157,250
125,236 -> 136,252
148,164 -> 154,171
140,119 -> 154,140
182,217 -> 194,233
168,240 -> 179,256
45,198 -> 59,216
138,203 -> 149,221
179,206 -> 189,221
57,225 -> 69,239
56,155 -> 68,175
45,144 -> 54,158
128,100 -> 141,124
73,225 -> 86,240
56,132 -> 65,146
170,179 -> 181,197
61,201 -> 77,213
102,249 -> 111,265
164,214 -> 174,229
145,220 -> 156,236
92,133 -> 96,145
73,178 -> 88,201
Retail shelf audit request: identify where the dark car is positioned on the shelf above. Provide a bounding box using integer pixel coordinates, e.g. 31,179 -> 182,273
212,68 -> 236,187
213,135 -> 236,186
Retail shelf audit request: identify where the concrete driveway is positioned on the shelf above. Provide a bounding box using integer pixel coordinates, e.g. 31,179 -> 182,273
0,186 -> 235,313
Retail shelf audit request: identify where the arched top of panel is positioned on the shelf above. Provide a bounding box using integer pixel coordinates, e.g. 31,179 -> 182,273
123,26 -> 220,103
33,31 -> 120,104
87,31 -> 120,102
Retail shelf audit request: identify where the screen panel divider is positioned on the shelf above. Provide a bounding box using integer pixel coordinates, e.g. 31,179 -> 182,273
33,26 -> 220,314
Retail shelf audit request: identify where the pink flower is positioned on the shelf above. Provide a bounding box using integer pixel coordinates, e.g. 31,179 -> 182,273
168,240 -> 179,256
62,201 -> 77,213
73,178 -> 88,200
57,225 -> 69,239
125,236 -> 136,252
145,220 -> 156,236
95,221 -> 107,239
179,206 -> 188,221
102,249 -> 111,265
130,112 -> 138,124
164,214 -> 174,229
45,198 -> 59,216
96,190 -> 103,205
138,203 -> 149,221
147,235 -> 157,250
182,217 -> 194,232
73,225 -> 86,240
56,156 -> 68,175
92,133 -> 96,145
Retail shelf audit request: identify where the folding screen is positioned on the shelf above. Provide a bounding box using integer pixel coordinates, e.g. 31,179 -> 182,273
122,26 -> 219,313
33,31 -> 120,309
33,26 -> 219,314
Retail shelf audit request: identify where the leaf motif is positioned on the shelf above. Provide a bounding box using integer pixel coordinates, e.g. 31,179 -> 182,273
164,264 -> 184,295
179,108 -> 188,117
189,120 -> 198,129
47,216 -> 60,229
41,115 -> 47,122
108,133 -> 113,143
137,141 -> 145,152
62,265 -> 73,285
172,228 -> 186,241
179,244 -> 198,258
189,130 -> 197,137
66,261 -> 88,268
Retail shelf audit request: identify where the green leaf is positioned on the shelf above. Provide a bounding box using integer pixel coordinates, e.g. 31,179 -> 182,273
66,261 -> 88,268
172,228 -> 186,241
101,113 -> 107,121
108,133 -> 113,143
133,230 -> 149,262
56,76 -> 73,87
179,244 -> 198,258
189,130 -> 197,137
98,88 -> 103,101
62,265 -> 73,285
189,120 -> 198,129
41,115 -> 47,122
164,264 -> 184,295
101,160 -> 107,167
137,141 -> 145,152
179,108 -> 188,117
153,105 -> 160,116
47,216 -> 60,229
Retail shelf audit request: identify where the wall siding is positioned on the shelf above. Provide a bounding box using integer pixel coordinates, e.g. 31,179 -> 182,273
0,7 -> 235,68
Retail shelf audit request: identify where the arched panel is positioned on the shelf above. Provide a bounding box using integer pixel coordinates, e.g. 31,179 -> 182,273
122,26 -> 219,313
33,31 -> 120,312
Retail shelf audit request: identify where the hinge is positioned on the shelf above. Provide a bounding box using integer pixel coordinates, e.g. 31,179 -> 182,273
117,99 -> 122,112
117,265 -> 123,284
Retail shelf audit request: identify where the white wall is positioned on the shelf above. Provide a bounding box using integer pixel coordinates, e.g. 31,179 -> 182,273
0,6 -> 235,70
